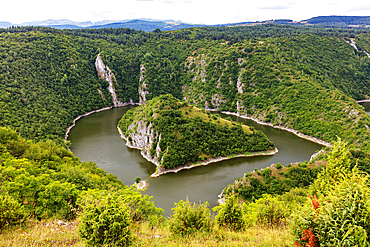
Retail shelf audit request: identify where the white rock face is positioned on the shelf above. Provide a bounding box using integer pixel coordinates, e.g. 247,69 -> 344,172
236,69 -> 245,94
95,54 -> 123,107
345,38 -> 370,58
122,120 -> 163,167
138,64 -> 150,104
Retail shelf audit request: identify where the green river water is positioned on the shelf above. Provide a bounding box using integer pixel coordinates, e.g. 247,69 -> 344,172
68,106 -> 323,215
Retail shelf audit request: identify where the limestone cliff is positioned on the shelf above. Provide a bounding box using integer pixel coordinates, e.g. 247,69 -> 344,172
95,54 -> 123,107
138,64 -> 151,104
119,120 -> 163,168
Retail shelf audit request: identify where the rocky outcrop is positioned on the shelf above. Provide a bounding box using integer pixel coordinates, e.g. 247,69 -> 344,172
117,120 -> 165,173
345,38 -> 370,59
138,64 -> 150,104
236,69 -> 245,94
95,54 -> 123,107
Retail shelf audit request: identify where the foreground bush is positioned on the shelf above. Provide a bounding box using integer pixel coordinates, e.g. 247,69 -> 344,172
78,190 -> 132,246
0,193 -> 25,231
169,199 -> 213,236
120,186 -> 164,222
245,194 -> 288,227
293,139 -> 370,247
214,195 -> 247,231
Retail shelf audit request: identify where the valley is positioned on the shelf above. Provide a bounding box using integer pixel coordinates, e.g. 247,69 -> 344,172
2,23 -> 370,245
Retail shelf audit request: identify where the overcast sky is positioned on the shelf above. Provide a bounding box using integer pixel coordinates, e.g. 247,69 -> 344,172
3,0 -> 370,25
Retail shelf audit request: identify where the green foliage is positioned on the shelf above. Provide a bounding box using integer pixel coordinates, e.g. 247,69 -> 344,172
0,127 -> 126,223
118,186 -> 164,222
293,169 -> 370,247
310,138 -> 351,196
0,193 -> 25,231
7,173 -> 79,220
35,181 -> 78,220
225,163 -> 323,202
134,177 -> 141,184
292,139 -> 370,247
245,194 -> 288,227
213,195 -> 247,231
78,190 -> 132,246
182,34 -> 370,151
169,199 -> 213,236
1,26 -> 370,152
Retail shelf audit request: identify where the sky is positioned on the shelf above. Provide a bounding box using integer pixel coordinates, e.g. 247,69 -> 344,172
2,0 -> 370,25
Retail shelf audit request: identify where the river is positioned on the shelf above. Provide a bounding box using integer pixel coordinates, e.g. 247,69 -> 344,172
68,106 -> 323,215
362,102 -> 370,116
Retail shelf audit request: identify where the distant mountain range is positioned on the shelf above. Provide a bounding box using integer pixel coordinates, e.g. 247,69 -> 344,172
1,16 -> 370,32
0,19 -> 204,31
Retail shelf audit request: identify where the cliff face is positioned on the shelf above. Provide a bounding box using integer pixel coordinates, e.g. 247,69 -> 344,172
138,64 -> 150,104
95,54 -> 123,107
119,119 -> 164,168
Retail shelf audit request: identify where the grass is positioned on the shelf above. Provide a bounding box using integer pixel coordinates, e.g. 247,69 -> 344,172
131,222 -> 292,246
0,219 -> 82,247
0,219 -> 292,246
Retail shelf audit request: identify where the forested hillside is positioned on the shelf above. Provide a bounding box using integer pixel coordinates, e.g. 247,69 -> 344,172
1,24 -> 370,149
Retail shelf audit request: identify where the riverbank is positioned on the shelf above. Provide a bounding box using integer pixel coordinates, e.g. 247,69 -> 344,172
150,148 -> 278,177
117,122 -> 279,177
357,99 -> 370,103
64,102 -> 140,144
219,111 -> 332,148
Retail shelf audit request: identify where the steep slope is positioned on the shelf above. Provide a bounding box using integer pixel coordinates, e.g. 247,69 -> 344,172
118,95 -> 276,176
0,31 -> 113,140
176,35 -> 370,151
1,26 -> 370,153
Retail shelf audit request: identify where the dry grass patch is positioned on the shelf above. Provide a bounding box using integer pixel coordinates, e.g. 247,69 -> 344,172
131,222 -> 292,246
1,220 -> 292,246
0,219 -> 82,247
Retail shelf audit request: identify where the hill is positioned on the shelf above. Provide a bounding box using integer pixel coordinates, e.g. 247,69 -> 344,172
87,19 -> 204,32
303,16 -> 370,26
118,95 -> 276,176
1,26 -> 370,151
1,19 -> 204,31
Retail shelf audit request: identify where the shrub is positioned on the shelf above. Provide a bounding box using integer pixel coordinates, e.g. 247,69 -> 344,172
0,193 -> 25,231
293,169 -> 370,247
120,186 -> 164,222
213,195 -> 247,231
245,194 -> 288,227
276,163 -> 282,169
169,199 -> 213,236
36,181 -> 79,220
78,190 -> 132,246
134,177 -> 141,184
292,139 -> 370,247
